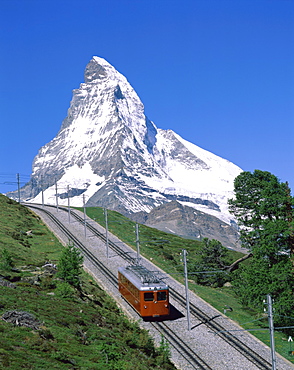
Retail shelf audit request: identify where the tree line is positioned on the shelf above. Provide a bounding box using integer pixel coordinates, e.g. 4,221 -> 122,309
195,170 -> 294,330
55,170 -> 294,330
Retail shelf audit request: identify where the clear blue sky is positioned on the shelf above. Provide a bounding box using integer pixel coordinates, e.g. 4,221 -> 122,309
0,0 -> 293,194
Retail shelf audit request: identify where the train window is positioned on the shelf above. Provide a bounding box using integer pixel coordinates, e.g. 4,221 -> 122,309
144,292 -> 154,301
157,291 -> 167,301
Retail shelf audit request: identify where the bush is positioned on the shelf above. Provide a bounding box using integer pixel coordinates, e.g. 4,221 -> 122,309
192,239 -> 231,287
0,249 -> 14,271
55,282 -> 75,298
156,335 -> 171,366
57,244 -> 83,288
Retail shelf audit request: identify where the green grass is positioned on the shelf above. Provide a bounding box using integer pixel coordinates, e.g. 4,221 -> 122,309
193,284 -> 294,362
83,207 -> 242,272
0,195 -> 175,370
81,206 -> 294,365
0,282 -> 168,369
0,196 -> 62,265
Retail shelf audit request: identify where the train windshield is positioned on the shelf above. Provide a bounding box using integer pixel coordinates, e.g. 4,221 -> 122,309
157,291 -> 167,301
144,292 -> 154,301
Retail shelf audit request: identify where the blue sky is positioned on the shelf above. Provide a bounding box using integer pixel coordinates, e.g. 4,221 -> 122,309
0,0 -> 293,194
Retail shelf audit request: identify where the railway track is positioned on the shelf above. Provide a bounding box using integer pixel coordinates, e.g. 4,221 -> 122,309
170,288 -> 272,369
27,204 -> 214,369
53,205 -> 272,369
26,204 -> 276,369
154,320 -> 214,370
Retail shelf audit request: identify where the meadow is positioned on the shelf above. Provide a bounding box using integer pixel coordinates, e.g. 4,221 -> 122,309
0,195 -> 175,369
82,206 -> 294,365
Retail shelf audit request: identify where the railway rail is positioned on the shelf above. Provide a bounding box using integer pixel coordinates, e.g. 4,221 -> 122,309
26,203 -> 291,369
27,204 -> 214,369
51,205 -> 272,369
170,287 -> 272,369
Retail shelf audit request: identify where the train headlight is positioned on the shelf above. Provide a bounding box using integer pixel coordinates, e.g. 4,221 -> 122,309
144,305 -> 147,309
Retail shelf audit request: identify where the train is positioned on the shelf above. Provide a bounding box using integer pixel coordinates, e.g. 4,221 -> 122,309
118,265 -> 170,318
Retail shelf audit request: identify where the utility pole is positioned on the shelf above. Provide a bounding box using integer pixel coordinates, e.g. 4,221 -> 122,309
182,249 -> 191,331
266,294 -> 276,370
55,179 -> 59,212
16,173 -> 21,203
135,223 -> 140,265
41,175 -> 44,208
104,208 -> 109,258
83,194 -> 86,238
67,185 -> 70,223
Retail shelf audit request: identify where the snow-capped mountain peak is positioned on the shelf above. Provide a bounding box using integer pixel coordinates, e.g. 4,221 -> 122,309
12,56 -> 242,225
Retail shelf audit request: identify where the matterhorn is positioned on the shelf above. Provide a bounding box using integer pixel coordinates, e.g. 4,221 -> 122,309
10,57 -> 243,245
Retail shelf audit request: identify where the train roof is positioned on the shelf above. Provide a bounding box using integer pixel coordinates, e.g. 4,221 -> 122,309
118,265 -> 168,290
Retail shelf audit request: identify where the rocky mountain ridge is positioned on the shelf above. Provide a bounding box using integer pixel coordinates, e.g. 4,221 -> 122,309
8,56 -> 243,246
130,201 -> 240,249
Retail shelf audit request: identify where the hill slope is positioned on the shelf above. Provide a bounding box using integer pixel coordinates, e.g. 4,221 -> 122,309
0,194 -> 175,369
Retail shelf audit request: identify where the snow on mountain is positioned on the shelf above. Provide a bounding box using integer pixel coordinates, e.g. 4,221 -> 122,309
12,56 -> 242,225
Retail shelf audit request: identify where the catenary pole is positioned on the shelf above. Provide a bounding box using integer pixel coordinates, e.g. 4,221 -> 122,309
182,249 -> 191,331
16,173 -> 21,203
41,175 -> 44,208
267,294 -> 276,370
135,223 -> 140,265
83,194 -> 86,238
104,208 -> 109,258
55,179 -> 59,212
67,185 -> 70,223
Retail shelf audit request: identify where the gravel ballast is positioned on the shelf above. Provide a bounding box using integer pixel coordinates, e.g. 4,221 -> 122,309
30,205 -> 294,370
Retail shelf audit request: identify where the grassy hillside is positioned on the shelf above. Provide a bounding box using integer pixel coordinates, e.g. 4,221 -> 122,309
0,195 -> 175,370
82,207 -> 244,281
81,206 -> 294,365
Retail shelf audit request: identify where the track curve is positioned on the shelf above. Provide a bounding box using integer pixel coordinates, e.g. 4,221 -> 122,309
25,203 -> 292,370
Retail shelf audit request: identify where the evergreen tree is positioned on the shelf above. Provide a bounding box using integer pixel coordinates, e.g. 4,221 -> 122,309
193,238 -> 231,287
228,170 -> 292,260
228,170 -> 294,328
57,244 -> 83,288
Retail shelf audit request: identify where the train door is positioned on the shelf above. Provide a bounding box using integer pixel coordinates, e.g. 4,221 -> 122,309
156,290 -> 169,316
141,290 -> 169,317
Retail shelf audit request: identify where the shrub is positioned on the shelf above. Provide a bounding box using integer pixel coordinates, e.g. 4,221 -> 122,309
57,244 -> 83,288
156,335 -> 171,366
55,282 -> 75,298
0,249 -> 14,271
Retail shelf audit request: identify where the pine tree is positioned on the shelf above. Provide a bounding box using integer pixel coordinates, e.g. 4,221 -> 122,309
193,238 -> 231,287
228,170 -> 292,260
228,170 -> 294,327
57,244 -> 83,288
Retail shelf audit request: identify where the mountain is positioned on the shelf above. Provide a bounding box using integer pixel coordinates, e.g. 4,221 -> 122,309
130,201 -> 240,249
8,56 -> 243,244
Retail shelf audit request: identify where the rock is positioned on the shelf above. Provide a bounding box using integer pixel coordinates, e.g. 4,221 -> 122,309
1,310 -> 41,330
0,277 -> 17,289
131,201 -> 241,249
